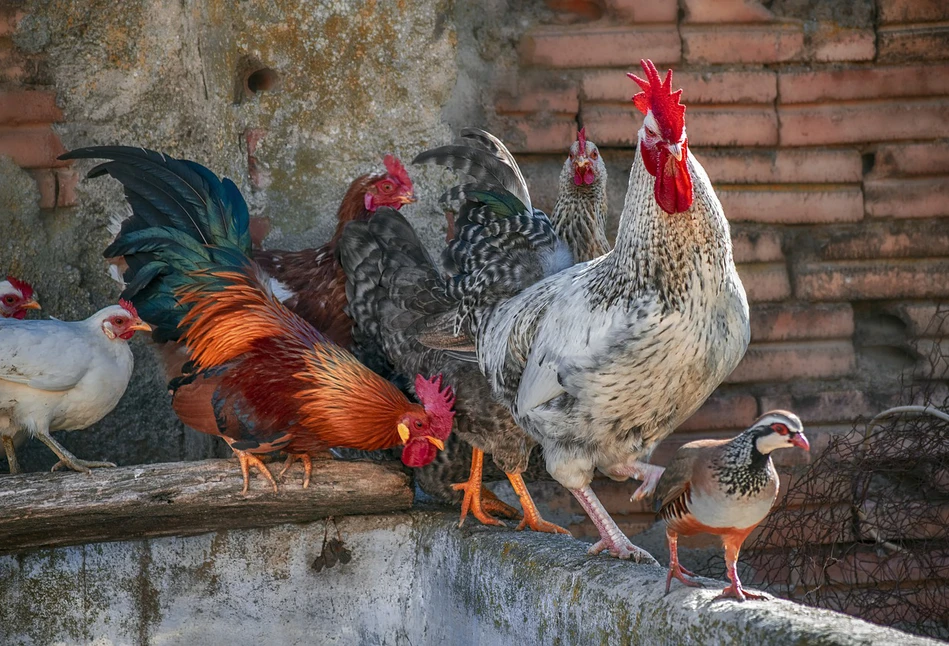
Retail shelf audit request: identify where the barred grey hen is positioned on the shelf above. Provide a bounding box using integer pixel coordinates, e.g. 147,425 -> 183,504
340,128 -> 572,533
409,127 -> 612,508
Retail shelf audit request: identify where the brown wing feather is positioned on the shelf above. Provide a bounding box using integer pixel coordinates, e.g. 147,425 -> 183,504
655,439 -> 726,519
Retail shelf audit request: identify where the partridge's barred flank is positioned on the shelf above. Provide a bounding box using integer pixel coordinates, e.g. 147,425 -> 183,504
654,411 -> 809,601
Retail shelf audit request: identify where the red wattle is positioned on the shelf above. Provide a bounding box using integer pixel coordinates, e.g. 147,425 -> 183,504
654,147 -> 693,214
12,310 -> 26,320
583,168 -> 595,185
640,141 -> 660,177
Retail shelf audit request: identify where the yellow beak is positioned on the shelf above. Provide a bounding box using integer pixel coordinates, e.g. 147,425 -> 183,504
397,423 -> 410,444
426,436 -> 445,451
667,142 -> 683,161
398,194 -> 417,205
22,299 -> 41,310
129,321 -> 152,332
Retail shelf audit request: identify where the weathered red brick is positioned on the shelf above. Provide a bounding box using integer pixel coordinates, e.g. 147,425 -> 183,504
736,263 -> 791,303
0,41 -> 27,84
682,24 -> 804,64
544,0 -> 604,20
582,69 -> 776,104
865,177 -> 949,219
29,168 -> 78,209
580,104 -> 778,148
605,0 -> 678,23
750,303 -> 854,342
912,338 -> 949,380
794,259 -> 949,301
878,0 -> 949,24
778,64 -> 949,104
813,219 -> 949,260
779,99 -> 949,146
718,186 -> 863,224
878,25 -> 949,63
811,28 -> 875,62
521,25 -> 680,68
0,89 -> 62,125
495,84 -> 578,115
872,142 -> 949,177
760,390 -> 882,425
0,125 -> 68,169
678,393 -> 758,432
500,115 -> 577,153
725,340 -> 856,384
682,0 -> 773,23
892,302 -> 949,338
731,229 -> 783,264
697,148 -> 863,184
726,341 -> 855,383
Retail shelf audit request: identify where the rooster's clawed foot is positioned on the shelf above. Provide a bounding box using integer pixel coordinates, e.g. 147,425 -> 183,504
51,457 -> 117,473
588,537 -> 658,564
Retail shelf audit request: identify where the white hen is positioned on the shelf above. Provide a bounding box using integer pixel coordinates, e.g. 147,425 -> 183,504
0,300 -> 150,473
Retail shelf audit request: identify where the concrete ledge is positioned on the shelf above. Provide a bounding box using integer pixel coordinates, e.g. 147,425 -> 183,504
0,511 -> 935,645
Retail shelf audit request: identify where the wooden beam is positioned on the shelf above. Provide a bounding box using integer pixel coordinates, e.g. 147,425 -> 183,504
0,458 -> 413,553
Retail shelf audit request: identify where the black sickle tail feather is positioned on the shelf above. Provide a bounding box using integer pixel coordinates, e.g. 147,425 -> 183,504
60,146 -> 252,343
412,130 -> 572,332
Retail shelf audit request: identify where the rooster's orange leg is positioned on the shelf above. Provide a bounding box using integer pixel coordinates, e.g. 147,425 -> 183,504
278,453 -> 313,489
2,436 -> 20,475
235,450 -> 278,495
506,472 -> 570,535
451,447 -> 505,527
480,486 -> 522,520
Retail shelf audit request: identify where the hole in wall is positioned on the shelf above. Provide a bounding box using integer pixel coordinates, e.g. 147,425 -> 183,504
246,67 -> 279,94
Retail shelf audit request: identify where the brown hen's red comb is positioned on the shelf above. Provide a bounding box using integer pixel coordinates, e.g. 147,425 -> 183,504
627,59 -> 686,143
119,298 -> 139,318
384,154 -> 413,190
415,373 -> 456,440
577,127 -> 587,153
5,276 -> 33,299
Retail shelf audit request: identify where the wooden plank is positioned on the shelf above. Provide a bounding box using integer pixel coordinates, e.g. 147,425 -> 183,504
0,458 -> 413,553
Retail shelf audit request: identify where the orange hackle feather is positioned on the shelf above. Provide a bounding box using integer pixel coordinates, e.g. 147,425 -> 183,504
177,263 -> 419,454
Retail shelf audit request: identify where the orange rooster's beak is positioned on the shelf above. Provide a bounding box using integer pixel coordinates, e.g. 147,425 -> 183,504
22,299 -> 41,310
397,423 -> 410,444
129,321 -> 152,333
426,436 -> 445,451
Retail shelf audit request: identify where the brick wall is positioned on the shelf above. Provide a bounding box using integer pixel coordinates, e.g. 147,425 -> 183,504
0,5 -> 77,209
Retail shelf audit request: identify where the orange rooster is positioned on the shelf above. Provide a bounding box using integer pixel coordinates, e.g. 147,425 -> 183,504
62,146 -> 453,494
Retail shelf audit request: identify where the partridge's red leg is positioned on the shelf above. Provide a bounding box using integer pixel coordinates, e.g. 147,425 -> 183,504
716,532 -> 767,601
665,529 -> 702,593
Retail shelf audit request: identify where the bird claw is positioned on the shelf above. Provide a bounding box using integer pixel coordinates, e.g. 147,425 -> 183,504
515,516 -> 571,535
715,584 -> 768,602
588,538 -> 658,565
51,458 -> 117,473
628,462 -> 665,502
665,564 -> 703,594
452,481 -> 506,528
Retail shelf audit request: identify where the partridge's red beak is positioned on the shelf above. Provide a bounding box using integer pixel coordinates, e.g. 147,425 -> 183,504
790,433 -> 810,451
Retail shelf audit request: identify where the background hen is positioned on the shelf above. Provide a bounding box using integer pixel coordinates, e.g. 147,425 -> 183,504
254,155 -> 415,349
64,146 -> 454,494
0,276 -> 41,319
0,300 -> 150,473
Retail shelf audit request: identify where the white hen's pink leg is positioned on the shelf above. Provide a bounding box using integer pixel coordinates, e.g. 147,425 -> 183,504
570,486 -> 657,564
623,460 -> 665,501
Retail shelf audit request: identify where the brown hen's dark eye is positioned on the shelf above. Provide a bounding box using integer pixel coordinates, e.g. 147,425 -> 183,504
414,420 -> 423,429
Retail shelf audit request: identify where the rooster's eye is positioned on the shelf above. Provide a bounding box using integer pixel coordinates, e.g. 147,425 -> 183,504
414,420 -> 423,429
591,150 -> 598,160
2,296 -> 14,304
112,317 -> 126,326
381,182 -> 394,192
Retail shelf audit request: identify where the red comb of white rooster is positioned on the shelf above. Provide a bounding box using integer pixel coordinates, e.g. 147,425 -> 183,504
119,298 -> 140,318
627,59 -> 686,143
6,276 -> 34,299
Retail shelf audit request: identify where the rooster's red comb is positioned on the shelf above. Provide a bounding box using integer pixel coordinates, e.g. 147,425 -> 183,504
5,276 -> 33,299
415,373 -> 456,440
119,298 -> 139,319
627,59 -> 686,142
577,127 -> 587,152
384,154 -> 413,191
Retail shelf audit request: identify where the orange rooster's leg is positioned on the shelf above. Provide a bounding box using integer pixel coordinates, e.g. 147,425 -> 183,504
2,436 -> 20,475
480,486 -> 522,520
235,450 -> 278,496
278,453 -> 313,489
665,529 -> 702,594
716,532 -> 767,602
451,447 -> 505,528
506,472 -> 571,535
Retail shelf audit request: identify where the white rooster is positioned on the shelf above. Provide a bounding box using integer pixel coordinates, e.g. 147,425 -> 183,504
404,60 -> 750,561
0,299 -> 150,473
